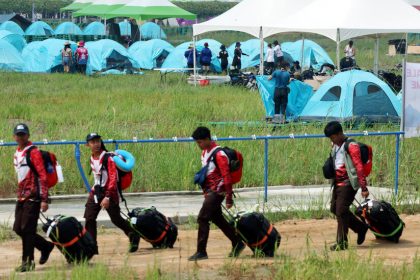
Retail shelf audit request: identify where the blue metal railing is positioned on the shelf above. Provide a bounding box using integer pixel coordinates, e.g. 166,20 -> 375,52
0,131 -> 404,201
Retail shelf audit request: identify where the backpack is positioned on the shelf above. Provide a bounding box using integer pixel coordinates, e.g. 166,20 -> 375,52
26,146 -> 60,188
344,139 -> 373,177
101,151 -> 133,191
195,147 -> 243,187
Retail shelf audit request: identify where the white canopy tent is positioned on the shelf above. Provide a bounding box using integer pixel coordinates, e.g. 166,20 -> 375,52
193,0 -> 420,74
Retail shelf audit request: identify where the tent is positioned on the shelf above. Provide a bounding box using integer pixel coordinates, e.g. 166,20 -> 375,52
0,30 -> 26,52
0,21 -> 25,35
119,21 -> 134,36
61,0 -> 96,11
25,21 -> 55,36
300,70 -> 401,122
74,0 -> 129,18
83,22 -> 106,35
22,39 -> 77,73
161,39 -> 222,72
85,39 -> 135,74
281,40 -> 334,71
0,40 -> 24,72
128,39 -> 174,69
55,22 -> 83,35
141,22 -> 167,40
105,0 -> 196,20
256,76 -> 313,119
227,39 -> 267,70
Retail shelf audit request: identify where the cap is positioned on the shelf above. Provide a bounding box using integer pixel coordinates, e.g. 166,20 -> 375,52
64,41 -> 70,46
86,133 -> 101,142
14,123 -> 29,135
235,41 -> 241,47
204,42 -> 209,47
188,43 -> 193,48
220,44 -> 226,50
79,41 -> 85,47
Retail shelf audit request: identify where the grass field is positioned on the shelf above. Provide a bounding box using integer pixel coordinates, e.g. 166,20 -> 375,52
0,69 -> 419,198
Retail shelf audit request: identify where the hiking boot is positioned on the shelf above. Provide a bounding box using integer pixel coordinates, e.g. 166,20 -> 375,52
128,232 -> 140,253
15,261 -> 35,273
357,226 -> 369,245
188,252 -> 208,261
228,242 -> 246,258
39,242 -> 54,265
330,242 -> 348,251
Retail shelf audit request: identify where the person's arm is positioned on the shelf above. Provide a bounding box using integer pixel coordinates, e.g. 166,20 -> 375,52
268,72 -> 275,80
103,157 -> 118,207
215,152 -> 233,207
30,149 -> 49,209
347,143 -> 369,195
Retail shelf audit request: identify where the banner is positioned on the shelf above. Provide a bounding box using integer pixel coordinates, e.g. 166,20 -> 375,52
403,62 -> 420,138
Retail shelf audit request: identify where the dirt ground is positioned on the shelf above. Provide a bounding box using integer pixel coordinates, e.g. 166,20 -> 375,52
1,215 -> 419,279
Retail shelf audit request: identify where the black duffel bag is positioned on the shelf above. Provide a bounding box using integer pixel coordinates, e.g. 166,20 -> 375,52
42,215 -> 97,263
128,207 -> 178,249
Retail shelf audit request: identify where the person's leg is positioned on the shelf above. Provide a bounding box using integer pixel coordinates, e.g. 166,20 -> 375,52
210,196 -> 240,246
83,196 -> 101,244
279,89 -> 289,122
274,88 -> 281,117
105,200 -> 131,236
196,194 -> 214,254
13,202 -> 25,262
334,186 -> 357,246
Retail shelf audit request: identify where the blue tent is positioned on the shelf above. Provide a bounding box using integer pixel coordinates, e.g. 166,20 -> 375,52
161,39 -> 222,72
0,30 -> 26,52
300,70 -> 401,122
282,40 -> 334,71
140,22 -> 167,40
119,21 -> 136,36
0,40 -> 24,72
22,39 -> 76,73
257,76 -> 313,119
55,22 -> 83,35
25,21 -> 55,36
227,39 -> 268,70
128,39 -> 174,69
0,21 -> 25,35
85,39 -> 135,75
83,22 -> 105,36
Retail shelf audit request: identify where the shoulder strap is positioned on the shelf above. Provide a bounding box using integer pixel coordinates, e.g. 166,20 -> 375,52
207,147 -> 222,164
25,146 -> 38,176
344,138 -> 355,153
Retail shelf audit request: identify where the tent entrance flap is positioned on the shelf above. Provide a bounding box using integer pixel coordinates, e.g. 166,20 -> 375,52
106,50 -> 133,70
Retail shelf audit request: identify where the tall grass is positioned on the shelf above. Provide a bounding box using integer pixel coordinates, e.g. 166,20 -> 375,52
0,72 -> 419,197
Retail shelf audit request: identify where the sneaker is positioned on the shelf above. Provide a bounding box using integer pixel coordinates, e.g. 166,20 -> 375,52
128,233 -> 140,253
357,226 -> 369,245
330,242 -> 348,251
188,252 -> 208,261
39,242 -> 54,265
228,242 -> 246,258
15,261 -> 35,273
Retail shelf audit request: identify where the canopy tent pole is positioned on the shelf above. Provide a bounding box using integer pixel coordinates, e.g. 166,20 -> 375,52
104,18 -> 107,35
259,26 -> 264,75
374,34 -> 379,75
193,36 -> 197,86
336,28 -> 341,71
300,34 -> 305,69
405,33 -> 409,59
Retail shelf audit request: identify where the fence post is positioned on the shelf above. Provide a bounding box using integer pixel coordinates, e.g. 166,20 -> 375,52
394,133 -> 401,195
74,143 -> 91,193
264,138 -> 269,202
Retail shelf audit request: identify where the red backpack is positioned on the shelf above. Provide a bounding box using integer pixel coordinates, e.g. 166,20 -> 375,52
26,146 -> 59,188
344,139 -> 373,177
101,153 -> 133,191
213,147 -> 243,184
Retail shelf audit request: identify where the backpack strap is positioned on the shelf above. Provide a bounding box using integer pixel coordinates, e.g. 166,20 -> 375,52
101,152 -> 127,203
343,138 -> 356,154
25,146 -> 41,200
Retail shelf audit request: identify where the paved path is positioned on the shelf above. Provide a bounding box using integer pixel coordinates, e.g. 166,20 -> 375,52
0,185 -> 405,227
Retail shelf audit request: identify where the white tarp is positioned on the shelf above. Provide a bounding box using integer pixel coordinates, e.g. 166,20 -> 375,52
266,0 -> 420,41
193,0 -> 314,37
403,62 -> 420,138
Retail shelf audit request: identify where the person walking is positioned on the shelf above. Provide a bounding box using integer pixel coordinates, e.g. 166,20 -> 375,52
61,42 -> 73,73
188,127 -> 245,261
218,45 -> 229,74
266,43 -> 275,74
200,42 -> 212,75
75,41 -> 89,75
268,62 -> 291,124
324,121 -> 369,251
12,123 -> 54,272
83,133 -> 140,255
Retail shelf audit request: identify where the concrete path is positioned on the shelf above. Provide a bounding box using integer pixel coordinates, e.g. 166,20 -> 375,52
0,185 -> 406,227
